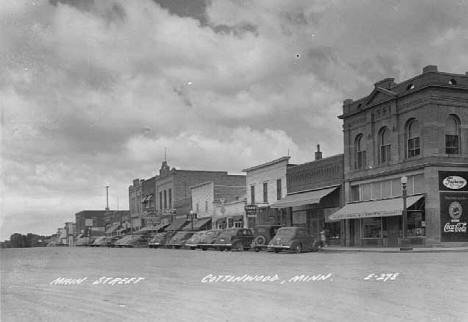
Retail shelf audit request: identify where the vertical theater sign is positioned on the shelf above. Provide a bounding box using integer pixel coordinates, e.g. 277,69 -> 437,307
439,171 -> 468,242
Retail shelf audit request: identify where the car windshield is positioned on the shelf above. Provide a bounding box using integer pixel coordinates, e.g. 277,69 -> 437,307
276,228 -> 297,237
219,230 -> 237,238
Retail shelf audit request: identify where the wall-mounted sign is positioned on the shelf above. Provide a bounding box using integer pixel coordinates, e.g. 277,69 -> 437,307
443,176 -> 467,190
439,171 -> 468,192
440,193 -> 468,241
245,204 -> 258,217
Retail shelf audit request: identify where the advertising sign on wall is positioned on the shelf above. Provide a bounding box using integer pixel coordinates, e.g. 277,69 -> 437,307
439,171 -> 468,242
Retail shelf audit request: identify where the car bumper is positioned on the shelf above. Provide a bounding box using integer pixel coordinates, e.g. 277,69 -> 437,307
211,243 -> 232,247
267,245 -> 292,250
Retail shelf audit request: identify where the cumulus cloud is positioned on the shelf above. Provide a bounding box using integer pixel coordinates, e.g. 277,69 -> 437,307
1,0 -> 467,238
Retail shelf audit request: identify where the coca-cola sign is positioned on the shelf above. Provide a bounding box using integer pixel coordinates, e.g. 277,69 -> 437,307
440,192 -> 468,242
443,222 -> 467,233
443,176 -> 467,190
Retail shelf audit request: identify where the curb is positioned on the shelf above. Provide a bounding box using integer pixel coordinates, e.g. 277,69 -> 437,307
321,248 -> 468,254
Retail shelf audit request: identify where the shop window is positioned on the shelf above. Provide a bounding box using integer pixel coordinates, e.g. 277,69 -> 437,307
276,179 -> 282,200
250,185 -> 255,204
406,119 -> 421,158
408,211 -> 426,237
413,174 -> 424,194
381,181 -> 391,199
445,114 -> 461,154
391,178 -> 402,197
234,221 -> 243,228
371,182 -> 381,200
361,217 -> 382,238
350,185 -> 360,202
263,182 -> 268,203
228,218 -> 234,228
378,127 -> 391,164
361,183 -> 372,201
168,189 -> 172,209
354,134 -> 366,169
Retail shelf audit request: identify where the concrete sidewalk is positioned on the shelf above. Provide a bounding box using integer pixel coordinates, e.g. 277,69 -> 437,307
321,246 -> 468,253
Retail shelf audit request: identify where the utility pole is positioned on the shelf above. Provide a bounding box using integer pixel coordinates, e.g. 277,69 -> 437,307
105,185 -> 110,211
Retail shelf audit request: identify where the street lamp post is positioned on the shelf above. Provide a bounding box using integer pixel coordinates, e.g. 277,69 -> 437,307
400,176 -> 412,251
189,210 -> 196,230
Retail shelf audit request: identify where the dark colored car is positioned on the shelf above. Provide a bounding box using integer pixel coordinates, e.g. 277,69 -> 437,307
114,233 -> 150,248
184,231 -> 210,250
213,228 -> 254,251
166,231 -> 194,249
197,230 -> 223,251
91,236 -> 108,247
148,232 -> 174,248
268,227 -> 319,253
251,225 -> 282,252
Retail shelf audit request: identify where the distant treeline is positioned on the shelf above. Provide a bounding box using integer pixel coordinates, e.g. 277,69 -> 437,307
1,233 -> 51,248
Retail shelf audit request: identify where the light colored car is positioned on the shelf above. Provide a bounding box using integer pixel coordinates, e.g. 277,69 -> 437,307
185,231 -> 210,250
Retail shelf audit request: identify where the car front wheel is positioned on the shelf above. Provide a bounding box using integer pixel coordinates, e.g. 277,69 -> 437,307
293,243 -> 302,254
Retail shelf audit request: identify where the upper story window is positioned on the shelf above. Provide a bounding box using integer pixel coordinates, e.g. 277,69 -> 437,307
276,179 -> 282,200
446,114 -> 461,154
379,127 -> 391,164
250,185 -> 255,204
205,200 -> 208,212
406,119 -> 421,158
263,182 -> 268,203
159,191 -> 163,210
354,134 -> 366,169
163,190 -> 167,209
168,189 -> 172,209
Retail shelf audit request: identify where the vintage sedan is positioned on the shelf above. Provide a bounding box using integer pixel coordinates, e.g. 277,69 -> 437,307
213,228 -> 254,251
166,231 -> 194,249
148,232 -> 174,248
184,231 -> 210,250
197,230 -> 223,251
90,236 -> 109,247
114,233 -> 150,248
250,225 -> 282,252
268,227 -> 319,253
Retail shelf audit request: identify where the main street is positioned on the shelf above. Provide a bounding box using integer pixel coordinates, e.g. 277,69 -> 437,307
1,247 -> 467,322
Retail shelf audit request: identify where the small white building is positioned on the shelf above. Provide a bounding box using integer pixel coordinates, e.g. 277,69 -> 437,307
242,156 -> 291,228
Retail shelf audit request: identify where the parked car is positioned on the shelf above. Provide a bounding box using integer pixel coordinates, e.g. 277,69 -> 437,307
184,231 -> 210,250
148,232 -> 174,248
197,230 -> 223,251
114,233 -> 150,248
250,225 -> 282,252
75,236 -> 93,247
91,236 -> 108,247
213,228 -> 254,251
166,231 -> 194,249
268,227 -> 319,253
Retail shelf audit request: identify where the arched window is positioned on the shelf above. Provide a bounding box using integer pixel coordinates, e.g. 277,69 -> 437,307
446,114 -> 461,154
406,119 -> 420,158
379,127 -> 391,164
354,134 -> 366,169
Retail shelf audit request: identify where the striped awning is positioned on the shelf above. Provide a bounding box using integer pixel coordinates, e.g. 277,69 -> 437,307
328,195 -> 424,221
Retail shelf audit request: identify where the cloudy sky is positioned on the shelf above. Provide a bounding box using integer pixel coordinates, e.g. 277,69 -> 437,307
1,0 -> 468,239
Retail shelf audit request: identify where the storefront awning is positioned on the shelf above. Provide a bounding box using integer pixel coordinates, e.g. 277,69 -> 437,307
328,195 -> 424,221
165,218 -> 188,231
183,217 -> 212,231
106,223 -> 120,234
270,186 -> 339,209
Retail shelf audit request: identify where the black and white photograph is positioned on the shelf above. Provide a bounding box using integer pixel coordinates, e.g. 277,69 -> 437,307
1,0 -> 468,321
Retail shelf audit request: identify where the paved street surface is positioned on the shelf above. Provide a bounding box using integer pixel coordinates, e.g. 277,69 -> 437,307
2,247 -> 467,322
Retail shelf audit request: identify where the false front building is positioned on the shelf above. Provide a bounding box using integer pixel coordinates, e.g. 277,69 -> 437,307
332,65 -> 468,247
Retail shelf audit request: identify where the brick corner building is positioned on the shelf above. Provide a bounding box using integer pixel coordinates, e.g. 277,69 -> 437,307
333,65 -> 468,247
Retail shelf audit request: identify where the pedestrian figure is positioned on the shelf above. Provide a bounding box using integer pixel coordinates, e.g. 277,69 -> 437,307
320,228 -> 327,248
